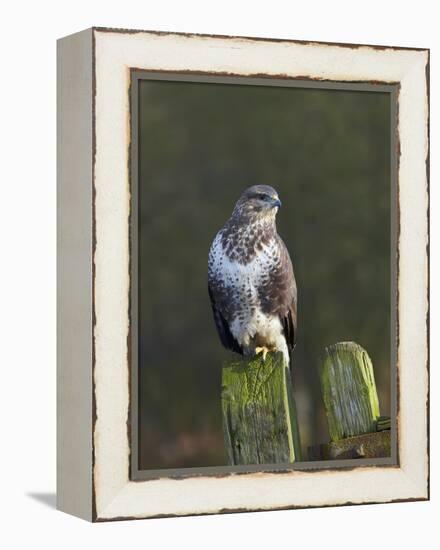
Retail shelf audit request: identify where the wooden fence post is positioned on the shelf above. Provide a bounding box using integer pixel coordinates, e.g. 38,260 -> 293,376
309,341 -> 391,460
221,352 -> 301,465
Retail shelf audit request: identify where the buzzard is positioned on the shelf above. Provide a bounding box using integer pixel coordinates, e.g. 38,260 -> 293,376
208,185 -> 297,367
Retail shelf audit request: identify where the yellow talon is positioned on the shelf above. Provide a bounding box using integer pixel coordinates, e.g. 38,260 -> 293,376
255,346 -> 270,361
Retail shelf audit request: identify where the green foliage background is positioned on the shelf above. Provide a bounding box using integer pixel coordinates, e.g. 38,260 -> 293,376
138,80 -> 391,469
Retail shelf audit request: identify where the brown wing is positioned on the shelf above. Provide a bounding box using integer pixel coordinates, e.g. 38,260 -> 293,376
278,237 -> 297,351
259,236 -> 297,351
208,283 -> 243,355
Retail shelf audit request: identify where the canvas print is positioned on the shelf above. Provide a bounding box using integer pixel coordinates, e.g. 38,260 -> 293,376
56,28 -> 429,521
134,77 -> 394,472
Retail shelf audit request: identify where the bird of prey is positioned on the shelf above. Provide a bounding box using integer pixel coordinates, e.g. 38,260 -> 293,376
208,185 -> 297,367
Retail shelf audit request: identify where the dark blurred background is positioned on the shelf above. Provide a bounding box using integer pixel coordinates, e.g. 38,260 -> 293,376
138,79 -> 391,469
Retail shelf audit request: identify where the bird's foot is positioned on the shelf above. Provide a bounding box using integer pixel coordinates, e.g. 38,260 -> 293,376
255,346 -> 271,361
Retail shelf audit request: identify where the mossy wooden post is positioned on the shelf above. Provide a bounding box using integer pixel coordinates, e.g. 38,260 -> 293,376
321,342 -> 380,440
311,341 -> 390,460
221,352 -> 301,465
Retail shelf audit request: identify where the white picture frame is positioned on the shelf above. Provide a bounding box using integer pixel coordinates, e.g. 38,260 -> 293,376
57,27 -> 429,521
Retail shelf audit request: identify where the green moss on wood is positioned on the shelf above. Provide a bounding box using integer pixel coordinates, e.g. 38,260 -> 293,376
221,352 -> 301,465
376,416 -> 391,431
320,342 -> 380,442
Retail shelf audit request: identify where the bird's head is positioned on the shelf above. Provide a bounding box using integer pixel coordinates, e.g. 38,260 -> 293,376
232,185 -> 282,222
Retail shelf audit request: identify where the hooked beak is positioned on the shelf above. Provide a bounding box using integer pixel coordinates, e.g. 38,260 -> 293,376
272,197 -> 282,209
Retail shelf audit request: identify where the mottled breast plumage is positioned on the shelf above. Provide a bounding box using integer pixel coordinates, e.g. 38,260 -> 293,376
208,187 -> 297,366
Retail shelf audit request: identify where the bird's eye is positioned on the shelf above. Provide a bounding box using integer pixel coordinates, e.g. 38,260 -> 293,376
258,193 -> 268,200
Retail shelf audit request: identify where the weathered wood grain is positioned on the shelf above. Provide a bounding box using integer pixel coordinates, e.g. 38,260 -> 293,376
221,352 -> 301,465
320,342 -> 380,442
309,430 -> 391,460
